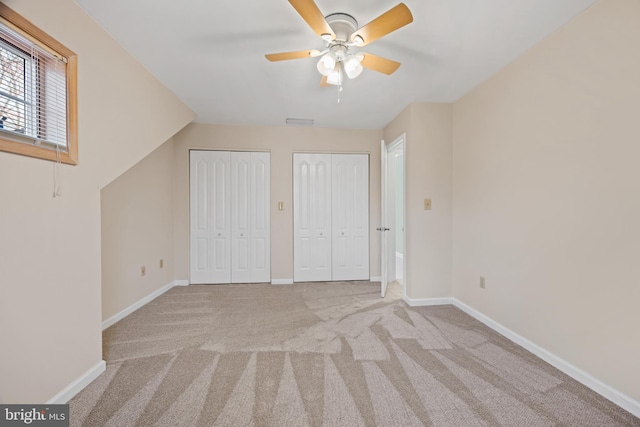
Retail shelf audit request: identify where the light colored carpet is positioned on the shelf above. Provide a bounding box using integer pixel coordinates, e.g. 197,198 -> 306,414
70,281 -> 639,426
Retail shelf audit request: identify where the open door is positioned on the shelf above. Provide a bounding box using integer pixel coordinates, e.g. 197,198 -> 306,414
379,140 -> 390,297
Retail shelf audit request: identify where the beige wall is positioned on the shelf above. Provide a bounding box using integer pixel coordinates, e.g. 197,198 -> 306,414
384,103 -> 453,300
172,123 -> 382,282
101,140 -> 177,321
0,0 -> 194,403
452,0 -> 640,402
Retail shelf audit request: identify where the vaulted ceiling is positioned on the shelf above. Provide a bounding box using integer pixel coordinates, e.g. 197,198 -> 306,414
74,0 -> 599,129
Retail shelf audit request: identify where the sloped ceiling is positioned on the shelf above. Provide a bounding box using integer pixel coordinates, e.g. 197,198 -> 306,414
74,0 -> 598,129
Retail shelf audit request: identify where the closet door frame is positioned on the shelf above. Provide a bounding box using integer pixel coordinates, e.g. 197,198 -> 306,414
293,152 -> 370,283
190,150 -> 270,284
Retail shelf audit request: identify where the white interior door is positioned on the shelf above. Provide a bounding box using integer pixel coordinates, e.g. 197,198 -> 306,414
380,141 -> 389,297
231,152 -> 251,283
250,152 -> 271,282
332,154 -> 369,281
191,150 -> 270,284
293,153 -> 332,282
190,150 -> 231,284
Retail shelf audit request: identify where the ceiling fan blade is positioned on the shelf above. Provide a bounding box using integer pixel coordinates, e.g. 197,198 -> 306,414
361,53 -> 401,75
320,76 -> 330,87
265,50 -> 319,61
351,3 -> 413,47
288,0 -> 336,40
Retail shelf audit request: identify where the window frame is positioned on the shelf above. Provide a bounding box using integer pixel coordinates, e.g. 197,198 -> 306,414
0,3 -> 78,165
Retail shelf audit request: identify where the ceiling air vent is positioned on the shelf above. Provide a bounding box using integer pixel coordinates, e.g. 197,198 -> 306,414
285,118 -> 314,126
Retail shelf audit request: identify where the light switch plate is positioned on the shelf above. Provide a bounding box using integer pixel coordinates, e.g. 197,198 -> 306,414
424,199 -> 432,210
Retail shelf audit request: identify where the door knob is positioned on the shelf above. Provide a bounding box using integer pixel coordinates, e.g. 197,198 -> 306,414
376,227 -> 390,232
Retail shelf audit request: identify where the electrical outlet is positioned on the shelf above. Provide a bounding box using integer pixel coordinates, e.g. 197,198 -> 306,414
141,266 -> 146,277
480,276 -> 486,289
160,259 -> 164,268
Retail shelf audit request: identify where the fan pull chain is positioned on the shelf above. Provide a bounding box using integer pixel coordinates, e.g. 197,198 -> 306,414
336,62 -> 344,104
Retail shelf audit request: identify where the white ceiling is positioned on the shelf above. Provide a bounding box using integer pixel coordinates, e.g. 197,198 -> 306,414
73,0 -> 598,129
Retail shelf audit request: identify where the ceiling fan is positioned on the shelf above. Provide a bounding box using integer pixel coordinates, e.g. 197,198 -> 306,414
265,0 -> 413,88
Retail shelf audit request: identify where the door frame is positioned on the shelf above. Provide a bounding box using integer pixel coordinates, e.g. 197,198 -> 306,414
383,135 -> 407,300
292,151 -> 371,283
189,149 -> 271,284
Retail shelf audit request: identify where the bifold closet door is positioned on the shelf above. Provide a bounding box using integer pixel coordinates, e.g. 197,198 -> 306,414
190,150 -> 270,284
231,152 -> 271,283
190,150 -> 231,284
293,153 -> 332,282
332,154 -> 369,280
293,153 -> 369,282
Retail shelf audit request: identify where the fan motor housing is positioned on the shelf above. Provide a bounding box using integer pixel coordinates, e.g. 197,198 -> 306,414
325,13 -> 358,42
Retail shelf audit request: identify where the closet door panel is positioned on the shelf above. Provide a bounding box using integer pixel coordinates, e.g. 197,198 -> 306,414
231,152 -> 251,283
210,152 -> 232,283
191,156 -> 210,283
332,156 -> 351,277
296,159 -> 313,272
332,154 -> 369,281
352,157 -> 369,275
250,152 -> 271,282
190,150 -> 231,284
293,153 -> 332,282
314,157 -> 332,275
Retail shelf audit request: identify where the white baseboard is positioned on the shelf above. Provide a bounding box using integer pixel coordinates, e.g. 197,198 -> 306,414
271,279 -> 293,285
173,279 -> 190,287
370,276 -> 382,282
47,360 -> 106,404
452,299 -> 640,419
102,280 -> 187,330
403,296 -> 453,306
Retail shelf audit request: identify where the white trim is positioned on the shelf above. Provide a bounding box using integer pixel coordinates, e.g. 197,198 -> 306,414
370,276 -> 382,282
387,133 -> 406,151
403,296 -> 453,306
452,299 -> 640,418
395,252 -> 404,260
47,360 -> 106,404
102,281 -> 186,330
271,279 -> 293,285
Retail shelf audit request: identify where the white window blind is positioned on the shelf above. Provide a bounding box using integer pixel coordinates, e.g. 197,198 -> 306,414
0,19 -> 68,150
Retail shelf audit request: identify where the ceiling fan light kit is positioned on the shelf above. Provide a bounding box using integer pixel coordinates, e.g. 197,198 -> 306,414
317,52 -> 336,76
344,54 -> 364,79
266,0 -> 413,96
326,63 -> 343,86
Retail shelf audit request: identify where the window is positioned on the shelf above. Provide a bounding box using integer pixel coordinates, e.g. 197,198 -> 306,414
0,3 -> 77,165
